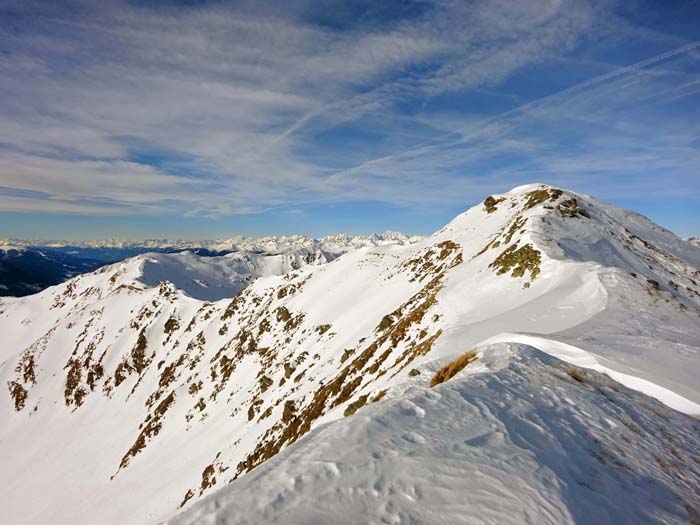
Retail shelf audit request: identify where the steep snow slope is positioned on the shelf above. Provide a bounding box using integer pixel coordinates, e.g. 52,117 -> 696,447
137,248 -> 332,301
170,343 -> 700,525
1,184 -> 699,525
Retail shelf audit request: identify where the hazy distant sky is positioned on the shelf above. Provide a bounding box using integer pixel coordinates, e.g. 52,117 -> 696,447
0,0 -> 699,239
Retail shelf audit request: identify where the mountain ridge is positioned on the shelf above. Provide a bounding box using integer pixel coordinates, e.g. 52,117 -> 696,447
1,183 -> 699,524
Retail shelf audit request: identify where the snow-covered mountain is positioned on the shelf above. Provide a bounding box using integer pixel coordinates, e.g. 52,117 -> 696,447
1,231 -> 422,254
0,248 -> 108,297
1,184 -> 699,524
0,233 -> 419,298
136,247 -> 333,301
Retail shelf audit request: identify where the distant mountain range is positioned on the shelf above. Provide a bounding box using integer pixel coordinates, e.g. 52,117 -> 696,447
1,231 -> 421,255
0,232 -> 421,297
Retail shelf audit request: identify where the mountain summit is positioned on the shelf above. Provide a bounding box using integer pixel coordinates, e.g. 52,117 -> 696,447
2,184 -> 699,524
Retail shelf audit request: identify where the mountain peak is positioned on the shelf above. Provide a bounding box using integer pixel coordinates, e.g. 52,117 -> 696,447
2,187 -> 700,524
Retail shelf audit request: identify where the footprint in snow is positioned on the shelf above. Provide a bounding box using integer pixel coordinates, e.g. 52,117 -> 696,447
464,430 -> 505,447
402,431 -> 426,444
399,400 -> 425,418
322,462 -> 341,478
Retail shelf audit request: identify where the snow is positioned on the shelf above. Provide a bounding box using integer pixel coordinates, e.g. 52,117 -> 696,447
169,344 -> 700,525
481,333 -> 700,415
1,184 -> 699,525
136,248 -> 331,301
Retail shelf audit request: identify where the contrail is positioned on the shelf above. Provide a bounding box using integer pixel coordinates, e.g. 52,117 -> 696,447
327,41 -> 700,182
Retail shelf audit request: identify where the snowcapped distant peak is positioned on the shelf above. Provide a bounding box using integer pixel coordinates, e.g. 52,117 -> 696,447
3,232 -> 422,253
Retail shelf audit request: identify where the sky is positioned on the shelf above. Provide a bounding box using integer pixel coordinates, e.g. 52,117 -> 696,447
0,0 -> 699,240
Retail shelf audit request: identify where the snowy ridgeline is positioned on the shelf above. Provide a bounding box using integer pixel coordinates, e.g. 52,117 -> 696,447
170,343 -> 700,525
1,184 -> 699,525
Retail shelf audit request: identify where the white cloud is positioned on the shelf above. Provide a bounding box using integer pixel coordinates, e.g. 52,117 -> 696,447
5,0 -> 690,217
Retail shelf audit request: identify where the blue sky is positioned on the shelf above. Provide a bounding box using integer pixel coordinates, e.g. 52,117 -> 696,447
0,0 -> 699,240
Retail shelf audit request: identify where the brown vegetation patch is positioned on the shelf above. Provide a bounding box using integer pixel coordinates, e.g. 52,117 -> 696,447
16,352 -> 37,385
341,349 -> 355,363
282,400 -> 296,423
132,328 -> 150,374
221,295 -> 244,321
276,276 -> 309,300
316,324 -> 332,335
276,306 -> 291,323
430,349 -> 478,387
64,358 -> 86,407
118,390 -> 175,471
489,243 -> 542,281
371,390 -> 388,403
377,314 -> 395,331
568,368 -> 586,382
523,188 -> 562,210
248,398 -> 263,421
484,195 -> 506,213
646,279 -> 661,295
8,381 -> 28,411
344,395 -> 369,417
259,375 -> 273,392
179,489 -> 194,509
503,215 -> 526,244
185,381 -> 201,397
402,241 -> 462,283
163,315 -> 180,335
558,198 -> 590,219
86,363 -> 104,391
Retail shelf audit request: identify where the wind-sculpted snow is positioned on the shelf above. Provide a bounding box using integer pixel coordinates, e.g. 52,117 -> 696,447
169,344 -> 700,525
1,184 -> 699,524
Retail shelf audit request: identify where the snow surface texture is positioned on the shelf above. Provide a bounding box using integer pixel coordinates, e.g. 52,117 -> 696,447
170,344 -> 700,525
1,184 -> 699,525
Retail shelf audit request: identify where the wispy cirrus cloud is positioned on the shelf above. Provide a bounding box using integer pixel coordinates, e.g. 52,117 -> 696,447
0,0 -> 622,218
325,39 -> 700,205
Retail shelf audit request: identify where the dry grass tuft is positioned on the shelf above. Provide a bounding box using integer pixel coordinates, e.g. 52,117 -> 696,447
568,368 -> 586,382
430,349 -> 478,387
344,395 -> 369,417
